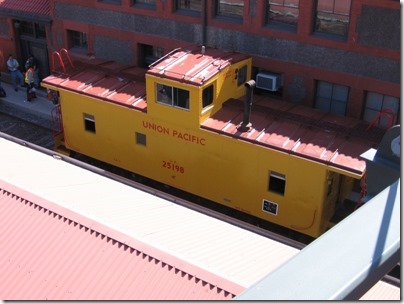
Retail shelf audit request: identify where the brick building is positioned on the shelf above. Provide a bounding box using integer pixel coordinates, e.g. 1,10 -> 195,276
0,0 -> 400,127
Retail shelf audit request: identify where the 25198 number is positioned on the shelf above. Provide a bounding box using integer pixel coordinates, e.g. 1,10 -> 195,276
162,160 -> 185,174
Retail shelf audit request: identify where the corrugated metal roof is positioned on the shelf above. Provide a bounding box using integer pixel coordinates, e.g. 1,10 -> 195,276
201,97 -> 384,176
0,136 -> 300,299
0,180 -> 243,300
43,62 -> 147,111
147,46 -> 250,86
0,0 -> 50,19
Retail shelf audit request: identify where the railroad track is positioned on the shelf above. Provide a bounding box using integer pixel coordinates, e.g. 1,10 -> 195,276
0,112 -> 54,149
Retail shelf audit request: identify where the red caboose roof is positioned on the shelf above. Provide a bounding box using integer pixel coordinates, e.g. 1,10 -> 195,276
202,97 -> 385,176
42,61 -> 148,111
147,46 -> 250,86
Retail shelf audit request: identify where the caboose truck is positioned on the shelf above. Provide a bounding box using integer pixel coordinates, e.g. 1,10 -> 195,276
42,46 -> 383,238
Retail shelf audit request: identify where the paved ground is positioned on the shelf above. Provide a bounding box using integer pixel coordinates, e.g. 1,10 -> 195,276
0,80 -> 55,129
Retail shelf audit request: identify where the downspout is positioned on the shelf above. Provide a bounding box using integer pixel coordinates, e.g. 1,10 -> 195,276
202,0 -> 207,45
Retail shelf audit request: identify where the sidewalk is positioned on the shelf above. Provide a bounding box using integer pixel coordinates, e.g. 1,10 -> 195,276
0,81 -> 56,129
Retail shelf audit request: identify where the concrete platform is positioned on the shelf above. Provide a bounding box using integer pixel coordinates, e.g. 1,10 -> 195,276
0,80 -> 56,129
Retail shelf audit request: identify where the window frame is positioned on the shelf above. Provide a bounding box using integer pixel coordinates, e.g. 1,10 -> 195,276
314,80 -> 349,116
362,92 -> 400,129
98,0 -> 122,5
132,0 -> 157,9
19,21 -> 46,39
68,30 -> 88,50
175,0 -> 201,15
202,84 -> 214,108
268,171 -> 286,196
266,0 -> 299,32
313,0 -> 352,39
236,65 -> 248,87
136,132 -> 147,146
84,113 -> 96,133
215,0 -> 244,23
138,44 -> 164,67
156,83 -> 190,110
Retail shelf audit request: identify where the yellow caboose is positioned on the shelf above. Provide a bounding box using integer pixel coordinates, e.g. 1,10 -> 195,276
42,46 -> 381,238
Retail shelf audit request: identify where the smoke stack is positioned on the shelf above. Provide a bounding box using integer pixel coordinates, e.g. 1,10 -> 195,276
238,80 -> 256,132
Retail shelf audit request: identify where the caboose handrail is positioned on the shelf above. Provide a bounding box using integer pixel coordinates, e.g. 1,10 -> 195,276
51,48 -> 74,73
60,48 -> 74,69
52,51 -> 65,72
148,47 -> 181,68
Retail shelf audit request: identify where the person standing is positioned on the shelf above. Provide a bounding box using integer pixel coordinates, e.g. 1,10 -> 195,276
7,54 -> 24,92
24,61 -> 36,102
27,54 -> 40,88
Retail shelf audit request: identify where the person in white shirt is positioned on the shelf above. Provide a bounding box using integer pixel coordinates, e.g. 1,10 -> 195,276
6,54 -> 24,92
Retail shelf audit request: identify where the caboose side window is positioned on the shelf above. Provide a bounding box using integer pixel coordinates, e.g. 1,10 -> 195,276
237,65 -> 247,86
136,132 -> 147,146
202,84 -> 214,108
84,113 -> 96,133
156,83 -> 190,110
268,171 -> 286,195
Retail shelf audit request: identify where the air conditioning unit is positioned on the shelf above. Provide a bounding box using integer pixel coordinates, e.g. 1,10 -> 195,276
256,72 -> 280,92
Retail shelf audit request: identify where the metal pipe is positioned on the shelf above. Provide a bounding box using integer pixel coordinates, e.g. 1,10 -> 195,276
238,80 -> 255,132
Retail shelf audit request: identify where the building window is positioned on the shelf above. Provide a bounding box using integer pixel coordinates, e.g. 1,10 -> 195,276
35,23 -> 46,39
139,44 -> 164,67
216,0 -> 244,21
202,84 -> 214,108
266,0 -> 299,31
363,92 -> 400,129
18,21 -> 46,39
269,171 -> 286,195
176,0 -> 201,12
84,113 -> 96,133
314,81 -> 349,116
19,21 -> 34,36
136,132 -> 147,146
156,83 -> 190,110
314,0 -> 351,38
68,30 -> 87,49
133,0 -> 156,8
236,65 -> 247,86
98,0 -> 121,4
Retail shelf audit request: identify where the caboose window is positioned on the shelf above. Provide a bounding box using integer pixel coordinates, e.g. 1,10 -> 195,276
156,83 -> 190,110
136,132 -> 147,146
269,171 -> 286,195
237,65 -> 247,86
84,113 -> 96,133
202,84 -> 214,108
